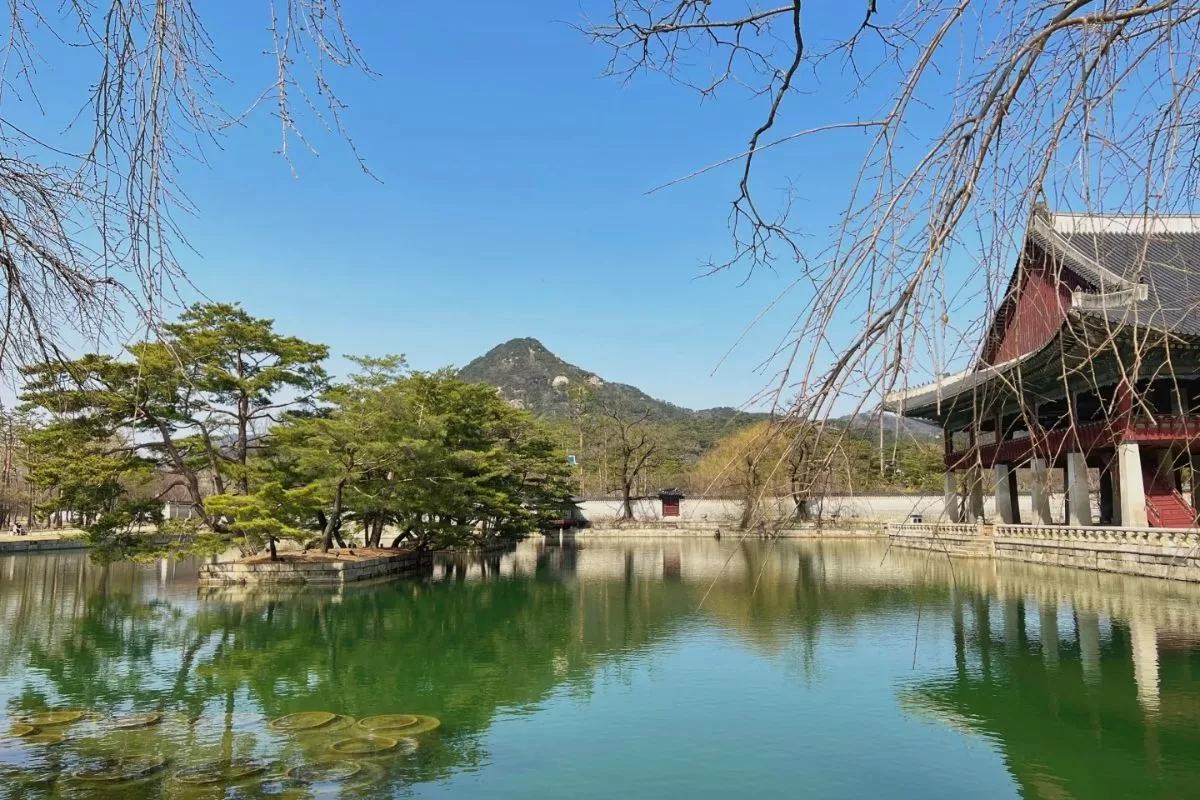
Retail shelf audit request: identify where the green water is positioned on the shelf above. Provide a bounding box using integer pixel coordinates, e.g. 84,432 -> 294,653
2,539 -> 1200,798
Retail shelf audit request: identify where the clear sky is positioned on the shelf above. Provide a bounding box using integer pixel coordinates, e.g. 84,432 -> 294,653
163,2 -> 853,412
6,2 -> 978,411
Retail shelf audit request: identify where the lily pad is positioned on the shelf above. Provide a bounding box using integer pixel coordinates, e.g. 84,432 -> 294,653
6,723 -> 36,738
327,735 -> 401,755
21,732 -> 65,746
111,711 -> 162,730
19,710 -> 85,726
73,754 -> 167,783
268,711 -> 337,733
172,758 -> 268,786
356,714 -> 418,732
393,714 -> 440,735
297,714 -> 357,735
286,761 -> 363,783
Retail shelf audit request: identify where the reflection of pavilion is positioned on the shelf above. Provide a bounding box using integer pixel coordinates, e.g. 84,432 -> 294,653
885,546 -> 1200,717
904,557 -> 1200,798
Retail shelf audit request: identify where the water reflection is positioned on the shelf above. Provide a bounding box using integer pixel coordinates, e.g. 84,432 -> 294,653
1,540 -> 1199,798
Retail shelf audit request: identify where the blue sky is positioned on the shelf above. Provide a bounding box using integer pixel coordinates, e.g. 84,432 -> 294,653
167,2 -> 820,411
8,2 -> 987,411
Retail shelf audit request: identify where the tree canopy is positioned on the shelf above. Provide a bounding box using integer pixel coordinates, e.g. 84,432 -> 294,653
15,307 -> 575,559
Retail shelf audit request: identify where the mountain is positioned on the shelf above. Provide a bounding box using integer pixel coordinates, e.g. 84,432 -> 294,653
835,411 -> 942,442
459,338 -> 756,423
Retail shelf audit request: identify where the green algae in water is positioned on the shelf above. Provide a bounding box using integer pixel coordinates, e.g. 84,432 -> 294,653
19,710 -> 86,726
72,754 -> 167,783
171,758 -> 268,786
268,711 -> 337,733
327,735 -> 402,755
357,713 -> 418,732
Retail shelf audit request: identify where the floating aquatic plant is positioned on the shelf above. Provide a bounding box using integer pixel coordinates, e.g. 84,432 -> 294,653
268,711 -> 337,733
172,758 -> 268,786
357,713 -> 418,732
20,732 -> 65,745
327,735 -> 402,755
111,711 -> 163,730
286,760 -> 363,783
19,710 -> 85,726
296,714 -> 357,736
72,754 -> 167,783
394,715 -> 440,735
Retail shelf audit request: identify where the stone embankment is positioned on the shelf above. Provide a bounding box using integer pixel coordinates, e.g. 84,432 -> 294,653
199,548 -> 431,586
0,532 -> 87,554
886,522 -> 1200,582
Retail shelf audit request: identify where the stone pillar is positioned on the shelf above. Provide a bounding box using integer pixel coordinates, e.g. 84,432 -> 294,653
1129,607 -> 1160,716
994,464 -> 1017,524
1116,442 -> 1148,528
1192,453 -> 1200,518
1066,452 -> 1093,526
1008,467 -> 1021,524
1110,451 -> 1123,525
967,466 -> 985,522
943,471 -> 962,523
1077,610 -> 1101,685
1029,458 -> 1054,524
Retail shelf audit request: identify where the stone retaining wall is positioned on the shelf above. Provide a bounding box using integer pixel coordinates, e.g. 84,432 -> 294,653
199,550 -> 431,586
885,522 -> 1200,582
883,524 -> 997,558
0,536 -> 88,554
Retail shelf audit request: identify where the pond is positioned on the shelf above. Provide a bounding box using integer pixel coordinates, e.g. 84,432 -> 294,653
1,538 -> 1199,798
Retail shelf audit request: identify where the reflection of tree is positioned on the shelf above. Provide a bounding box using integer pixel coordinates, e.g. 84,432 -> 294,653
0,550 -> 700,789
698,542 -> 948,676
9,542 -> 1200,797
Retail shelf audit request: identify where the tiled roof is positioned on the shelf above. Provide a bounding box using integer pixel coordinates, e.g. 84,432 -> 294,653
886,209 -> 1200,422
1032,211 -> 1200,335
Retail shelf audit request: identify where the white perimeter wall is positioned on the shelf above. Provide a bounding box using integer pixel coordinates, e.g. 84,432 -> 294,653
579,493 -> 1080,524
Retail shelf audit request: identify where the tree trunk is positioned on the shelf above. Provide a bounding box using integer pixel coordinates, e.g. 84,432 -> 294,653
621,483 -> 634,520
321,481 -> 344,553
236,351 -> 250,496
269,537 -> 279,561
794,496 -> 811,521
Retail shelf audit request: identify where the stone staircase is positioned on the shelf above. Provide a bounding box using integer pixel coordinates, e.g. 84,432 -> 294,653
1144,469 -> 1196,529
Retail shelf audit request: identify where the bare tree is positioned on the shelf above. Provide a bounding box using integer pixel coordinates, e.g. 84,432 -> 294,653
601,402 -> 660,520
585,1 -> 1200,511
0,2 -> 371,372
